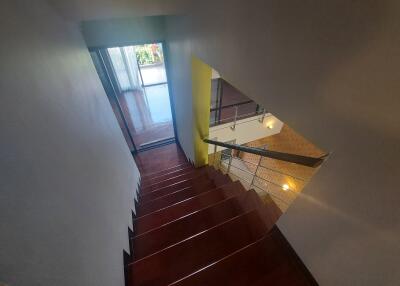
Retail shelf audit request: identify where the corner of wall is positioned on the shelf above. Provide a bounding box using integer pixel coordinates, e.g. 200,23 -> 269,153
191,56 -> 212,167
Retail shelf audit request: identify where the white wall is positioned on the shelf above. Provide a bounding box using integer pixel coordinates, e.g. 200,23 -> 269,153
165,16 -> 195,162
81,16 -> 166,48
165,1 -> 400,285
0,1 -> 139,285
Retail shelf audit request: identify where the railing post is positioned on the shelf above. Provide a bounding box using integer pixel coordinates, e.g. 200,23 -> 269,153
227,154 -> 232,174
230,106 -> 238,130
259,108 -> 266,123
213,143 -> 217,167
250,154 -> 263,187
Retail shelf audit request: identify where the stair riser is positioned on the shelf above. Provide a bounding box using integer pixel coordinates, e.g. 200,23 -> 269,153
132,190 -> 265,260
141,169 -> 206,193
130,211 -> 268,286
141,163 -> 192,181
134,187 -> 244,235
136,182 -> 216,217
141,166 -> 195,186
139,176 -> 212,204
168,227 -> 317,286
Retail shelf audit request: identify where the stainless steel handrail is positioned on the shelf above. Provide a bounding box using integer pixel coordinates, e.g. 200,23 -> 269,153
210,110 -> 267,126
219,159 -> 298,192
205,138 -> 326,167
220,154 -> 308,182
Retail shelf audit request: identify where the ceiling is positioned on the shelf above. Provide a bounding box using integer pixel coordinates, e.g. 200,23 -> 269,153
46,0 -> 190,22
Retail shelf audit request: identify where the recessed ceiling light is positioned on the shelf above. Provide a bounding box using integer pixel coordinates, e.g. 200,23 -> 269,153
282,184 -> 289,191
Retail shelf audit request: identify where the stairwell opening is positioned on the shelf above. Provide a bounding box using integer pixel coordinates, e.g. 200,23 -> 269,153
206,65 -> 327,213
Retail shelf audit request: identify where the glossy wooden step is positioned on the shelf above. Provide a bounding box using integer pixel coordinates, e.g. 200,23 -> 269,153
204,167 -> 231,186
141,162 -> 192,181
137,183 -> 216,217
169,227 -> 318,286
129,210 -> 269,286
141,165 -> 195,186
141,167 -> 208,193
132,189 -> 263,261
140,166 -> 227,194
135,143 -> 189,175
137,171 -> 231,215
134,181 -> 246,235
139,174 -> 215,204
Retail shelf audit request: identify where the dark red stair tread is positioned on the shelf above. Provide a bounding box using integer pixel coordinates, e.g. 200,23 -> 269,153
140,166 -> 229,194
169,227 -> 316,286
134,181 -> 246,234
141,165 -> 195,186
137,170 -> 232,216
141,163 -> 192,181
136,182 -> 216,217
141,167 -> 208,193
139,174 -> 215,204
202,167 -> 231,186
130,210 -> 268,286
132,190 -> 266,260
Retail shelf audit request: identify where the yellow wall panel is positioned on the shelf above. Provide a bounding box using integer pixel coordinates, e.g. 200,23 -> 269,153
191,56 -> 212,167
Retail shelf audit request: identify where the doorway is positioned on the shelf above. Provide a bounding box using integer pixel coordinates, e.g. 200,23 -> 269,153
90,43 -> 176,152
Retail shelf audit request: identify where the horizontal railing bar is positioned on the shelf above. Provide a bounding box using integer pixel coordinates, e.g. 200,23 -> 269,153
210,111 -> 265,126
220,155 -> 307,181
220,160 -> 297,192
225,172 -> 290,206
210,113 -> 272,129
210,100 -> 254,112
205,138 -> 326,167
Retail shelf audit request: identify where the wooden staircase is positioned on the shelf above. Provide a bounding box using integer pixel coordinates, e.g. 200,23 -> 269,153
127,160 -> 318,286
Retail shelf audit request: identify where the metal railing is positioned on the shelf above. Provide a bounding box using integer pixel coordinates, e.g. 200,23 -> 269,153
210,100 -> 266,127
206,139 -> 328,210
210,110 -> 268,130
214,152 -> 301,208
204,138 -> 326,167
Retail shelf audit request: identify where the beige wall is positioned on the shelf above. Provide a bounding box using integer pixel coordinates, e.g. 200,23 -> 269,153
166,1 -> 400,284
241,124 -> 325,211
0,1 -> 139,285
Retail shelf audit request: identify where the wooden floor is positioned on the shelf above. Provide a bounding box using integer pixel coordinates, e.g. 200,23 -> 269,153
127,144 -> 319,286
118,90 -> 175,149
134,143 -> 187,175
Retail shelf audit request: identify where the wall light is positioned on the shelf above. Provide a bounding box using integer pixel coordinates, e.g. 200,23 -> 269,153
265,122 -> 274,129
282,184 -> 290,191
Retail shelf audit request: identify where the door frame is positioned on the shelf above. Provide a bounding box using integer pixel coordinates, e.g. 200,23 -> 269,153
89,41 -> 178,153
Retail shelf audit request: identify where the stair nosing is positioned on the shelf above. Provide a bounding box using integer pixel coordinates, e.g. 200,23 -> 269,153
141,163 -> 192,179
141,168 -> 203,189
137,182 -> 217,215
131,209 -> 257,264
135,181 -> 243,220
133,185 -> 247,239
166,232 -> 270,286
139,173 -> 213,199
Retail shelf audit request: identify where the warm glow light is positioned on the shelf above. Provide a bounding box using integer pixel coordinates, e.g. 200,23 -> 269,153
265,122 -> 274,129
282,184 -> 290,191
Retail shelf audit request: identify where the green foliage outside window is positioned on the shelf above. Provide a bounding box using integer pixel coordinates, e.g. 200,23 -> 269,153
135,44 -> 163,65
